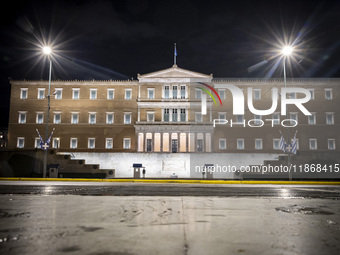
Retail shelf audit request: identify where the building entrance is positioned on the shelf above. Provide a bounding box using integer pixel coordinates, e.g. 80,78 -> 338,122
146,139 -> 152,152
172,139 -> 178,153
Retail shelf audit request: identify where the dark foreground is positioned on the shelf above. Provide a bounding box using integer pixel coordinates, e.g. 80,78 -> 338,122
0,181 -> 339,255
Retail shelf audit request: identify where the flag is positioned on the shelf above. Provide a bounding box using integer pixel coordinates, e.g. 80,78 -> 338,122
279,130 -> 286,152
46,128 -> 55,145
291,131 -> 298,154
36,129 -> 44,144
174,43 -> 177,56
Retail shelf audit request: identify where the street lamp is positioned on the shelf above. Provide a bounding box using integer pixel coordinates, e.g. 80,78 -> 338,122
281,45 -> 293,180
281,46 -> 293,56
43,46 -> 52,178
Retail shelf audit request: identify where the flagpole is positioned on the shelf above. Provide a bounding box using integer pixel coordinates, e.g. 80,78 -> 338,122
174,43 -> 177,66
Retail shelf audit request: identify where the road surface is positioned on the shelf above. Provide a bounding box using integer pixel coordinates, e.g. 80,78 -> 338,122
0,181 -> 339,255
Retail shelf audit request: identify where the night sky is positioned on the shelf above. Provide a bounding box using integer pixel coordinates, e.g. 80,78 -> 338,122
1,0 -> 340,128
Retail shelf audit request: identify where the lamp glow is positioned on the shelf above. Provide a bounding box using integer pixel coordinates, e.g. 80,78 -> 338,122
43,46 -> 52,55
282,46 -> 293,56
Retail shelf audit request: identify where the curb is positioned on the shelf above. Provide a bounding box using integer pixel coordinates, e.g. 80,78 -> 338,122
0,177 -> 339,185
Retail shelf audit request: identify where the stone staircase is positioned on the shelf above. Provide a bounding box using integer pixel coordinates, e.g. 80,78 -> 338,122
0,150 -> 114,178
49,151 -> 115,178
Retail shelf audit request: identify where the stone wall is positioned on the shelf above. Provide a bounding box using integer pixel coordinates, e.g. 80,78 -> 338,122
65,152 -> 279,178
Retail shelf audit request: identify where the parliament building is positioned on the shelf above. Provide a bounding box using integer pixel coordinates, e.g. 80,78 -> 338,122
7,64 -> 340,178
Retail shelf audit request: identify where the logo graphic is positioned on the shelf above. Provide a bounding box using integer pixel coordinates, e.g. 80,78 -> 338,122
196,82 -> 222,115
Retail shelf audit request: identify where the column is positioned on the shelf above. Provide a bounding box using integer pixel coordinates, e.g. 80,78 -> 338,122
206,133 -> 211,152
138,106 -> 140,122
143,132 -> 147,152
177,132 -> 180,152
186,133 -> 189,152
203,133 -> 206,152
152,132 -> 155,152
194,133 -> 197,152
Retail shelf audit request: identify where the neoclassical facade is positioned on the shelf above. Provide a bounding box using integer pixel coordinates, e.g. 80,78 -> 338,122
8,64 -> 340,155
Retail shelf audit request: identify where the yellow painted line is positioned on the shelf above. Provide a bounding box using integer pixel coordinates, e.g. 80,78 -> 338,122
0,177 -> 339,185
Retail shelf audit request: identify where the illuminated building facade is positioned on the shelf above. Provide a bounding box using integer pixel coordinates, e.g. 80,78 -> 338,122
7,65 -> 340,177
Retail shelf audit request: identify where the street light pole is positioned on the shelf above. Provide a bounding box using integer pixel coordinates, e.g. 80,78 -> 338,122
282,46 -> 293,181
42,47 -> 52,178
283,56 -> 292,180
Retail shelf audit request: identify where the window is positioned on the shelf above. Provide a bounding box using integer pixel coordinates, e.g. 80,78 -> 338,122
147,88 -> 154,99
172,86 -> 177,99
106,138 -> 113,149
307,89 -> 315,100
90,89 -> 97,100
290,113 -> 298,125
237,139 -> 244,150
308,113 -> 316,125
218,89 -> 225,100
20,88 -> 28,99
309,139 -> 317,150
197,139 -> 203,152
253,89 -> 261,100
326,113 -> 334,125
218,112 -> 226,120
172,109 -> 178,122
328,139 -> 335,150
125,89 -> 132,100
106,112 -> 114,124
272,113 -> 280,125
89,113 -> 96,124
107,89 -> 114,100
289,92 -> 296,99
219,139 -> 226,150
195,88 -> 202,99
18,112 -> 27,124
38,88 -> 45,99
255,139 -> 263,150
180,86 -> 186,99
71,113 -> 79,124
236,115 -> 244,123
124,113 -> 131,124
163,109 -> 169,122
36,112 -> 44,124
180,109 -> 186,122
195,112 -> 202,123
164,86 -> 170,99
88,138 -> 95,149
123,138 -> 131,149
54,88 -> 62,99
54,112 -> 61,124
325,89 -> 332,100
17,137 -> 25,148
52,138 -> 60,149
254,115 -> 262,125
147,112 -> 154,122
70,138 -> 78,149
35,138 -> 41,149
273,139 -> 280,150
72,88 -> 80,99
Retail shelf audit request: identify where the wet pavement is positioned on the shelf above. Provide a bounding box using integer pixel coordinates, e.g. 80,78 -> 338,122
0,181 -> 340,199
0,181 -> 339,255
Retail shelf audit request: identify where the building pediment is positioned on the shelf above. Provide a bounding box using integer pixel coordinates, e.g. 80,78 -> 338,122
138,65 -> 212,83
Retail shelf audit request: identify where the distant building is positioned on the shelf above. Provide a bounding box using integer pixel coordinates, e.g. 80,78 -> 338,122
7,65 -> 340,178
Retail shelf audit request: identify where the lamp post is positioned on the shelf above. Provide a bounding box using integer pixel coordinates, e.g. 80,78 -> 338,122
281,46 -> 293,181
43,46 -> 52,178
